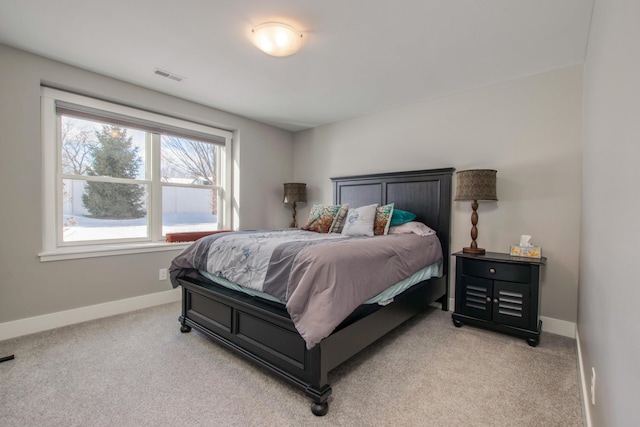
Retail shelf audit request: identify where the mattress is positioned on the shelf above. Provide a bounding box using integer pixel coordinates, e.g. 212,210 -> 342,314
199,259 -> 442,306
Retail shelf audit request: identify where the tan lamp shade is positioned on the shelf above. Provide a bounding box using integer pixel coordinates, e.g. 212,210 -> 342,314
283,183 -> 307,204
455,169 -> 498,201
455,169 -> 497,255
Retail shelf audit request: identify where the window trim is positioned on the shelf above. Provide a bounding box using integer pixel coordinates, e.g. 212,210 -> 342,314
39,87 -> 234,261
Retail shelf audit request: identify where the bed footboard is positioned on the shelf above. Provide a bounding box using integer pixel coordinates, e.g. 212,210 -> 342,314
178,275 -> 446,416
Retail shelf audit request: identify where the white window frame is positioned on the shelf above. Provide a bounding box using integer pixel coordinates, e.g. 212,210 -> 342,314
39,87 -> 234,261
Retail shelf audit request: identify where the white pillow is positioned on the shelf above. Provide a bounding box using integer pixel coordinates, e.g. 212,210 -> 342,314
388,221 -> 436,236
341,204 -> 378,237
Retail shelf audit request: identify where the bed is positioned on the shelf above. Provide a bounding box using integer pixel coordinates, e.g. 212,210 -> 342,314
170,168 -> 453,415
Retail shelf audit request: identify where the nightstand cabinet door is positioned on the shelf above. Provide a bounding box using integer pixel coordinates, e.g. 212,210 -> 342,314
457,275 -> 493,321
458,277 -> 531,329
492,280 -> 530,329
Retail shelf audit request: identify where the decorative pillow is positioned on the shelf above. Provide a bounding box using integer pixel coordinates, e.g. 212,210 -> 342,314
373,203 -> 394,236
388,221 -> 436,237
330,203 -> 349,233
341,204 -> 378,237
390,209 -> 417,227
301,204 -> 343,233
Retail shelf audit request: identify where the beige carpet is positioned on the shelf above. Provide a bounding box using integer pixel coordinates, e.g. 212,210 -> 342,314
0,302 -> 583,426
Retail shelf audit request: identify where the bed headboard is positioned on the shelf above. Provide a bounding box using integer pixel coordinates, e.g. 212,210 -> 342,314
331,168 -> 454,274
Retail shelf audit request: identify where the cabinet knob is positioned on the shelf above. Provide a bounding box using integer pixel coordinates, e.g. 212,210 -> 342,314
494,298 -> 499,304
489,268 -> 496,274
486,297 -> 491,302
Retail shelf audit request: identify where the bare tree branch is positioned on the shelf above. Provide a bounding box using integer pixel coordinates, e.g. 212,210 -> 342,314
61,120 -> 97,175
161,136 -> 217,185
161,136 -> 218,214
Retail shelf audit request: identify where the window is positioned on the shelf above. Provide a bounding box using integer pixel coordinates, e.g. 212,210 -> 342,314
40,88 -> 233,261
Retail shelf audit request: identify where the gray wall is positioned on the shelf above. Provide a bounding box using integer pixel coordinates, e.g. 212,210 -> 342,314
293,66 -> 583,325
0,44 -> 293,323
580,0 -> 640,424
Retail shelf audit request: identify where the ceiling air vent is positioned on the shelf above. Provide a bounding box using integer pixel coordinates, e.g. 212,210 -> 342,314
154,68 -> 185,82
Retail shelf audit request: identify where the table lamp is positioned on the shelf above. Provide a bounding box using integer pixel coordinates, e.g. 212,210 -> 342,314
455,169 -> 498,254
283,183 -> 307,228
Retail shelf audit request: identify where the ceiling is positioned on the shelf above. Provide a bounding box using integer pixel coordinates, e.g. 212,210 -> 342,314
0,0 -> 594,132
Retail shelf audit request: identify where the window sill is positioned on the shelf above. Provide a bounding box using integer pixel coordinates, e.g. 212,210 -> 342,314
39,242 -> 190,262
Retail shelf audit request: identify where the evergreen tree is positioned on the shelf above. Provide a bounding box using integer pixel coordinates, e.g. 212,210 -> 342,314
82,125 -> 146,219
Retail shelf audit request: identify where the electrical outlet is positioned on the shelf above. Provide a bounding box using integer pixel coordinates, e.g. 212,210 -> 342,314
590,367 -> 596,405
159,268 -> 168,281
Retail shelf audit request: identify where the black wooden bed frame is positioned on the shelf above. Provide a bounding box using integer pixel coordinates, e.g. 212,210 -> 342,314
177,168 -> 453,416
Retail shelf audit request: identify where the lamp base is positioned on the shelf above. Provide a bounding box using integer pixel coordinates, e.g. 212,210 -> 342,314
290,201 -> 298,228
462,247 -> 486,255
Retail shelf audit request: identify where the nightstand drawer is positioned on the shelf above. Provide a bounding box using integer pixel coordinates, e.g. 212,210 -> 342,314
462,258 -> 531,283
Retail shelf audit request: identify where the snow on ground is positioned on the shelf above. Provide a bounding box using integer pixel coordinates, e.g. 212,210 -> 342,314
63,213 -> 217,242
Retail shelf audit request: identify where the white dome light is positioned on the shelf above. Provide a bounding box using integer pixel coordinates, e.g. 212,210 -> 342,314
251,22 -> 303,57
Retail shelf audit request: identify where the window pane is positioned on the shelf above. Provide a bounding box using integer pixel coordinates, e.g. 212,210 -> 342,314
161,136 -> 216,186
163,186 -> 218,235
62,179 -> 148,242
61,116 -> 147,179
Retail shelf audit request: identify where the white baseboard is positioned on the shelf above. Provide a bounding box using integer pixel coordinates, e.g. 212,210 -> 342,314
576,329 -> 593,427
2,292 -> 577,342
448,298 -> 576,339
540,315 -> 576,338
0,288 -> 181,342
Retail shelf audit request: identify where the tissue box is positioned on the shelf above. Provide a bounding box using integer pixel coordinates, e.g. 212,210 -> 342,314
510,245 -> 541,258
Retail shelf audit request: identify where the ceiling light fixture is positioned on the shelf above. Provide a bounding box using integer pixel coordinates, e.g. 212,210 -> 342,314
251,22 -> 303,57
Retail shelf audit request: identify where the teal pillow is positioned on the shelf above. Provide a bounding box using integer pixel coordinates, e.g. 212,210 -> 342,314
390,209 -> 416,227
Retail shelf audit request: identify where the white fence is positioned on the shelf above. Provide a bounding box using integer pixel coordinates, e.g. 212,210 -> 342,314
63,180 -> 214,216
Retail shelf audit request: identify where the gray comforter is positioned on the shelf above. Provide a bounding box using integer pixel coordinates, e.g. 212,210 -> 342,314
170,229 -> 442,348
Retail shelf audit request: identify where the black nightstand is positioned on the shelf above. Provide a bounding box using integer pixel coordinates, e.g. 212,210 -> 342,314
451,251 -> 547,346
